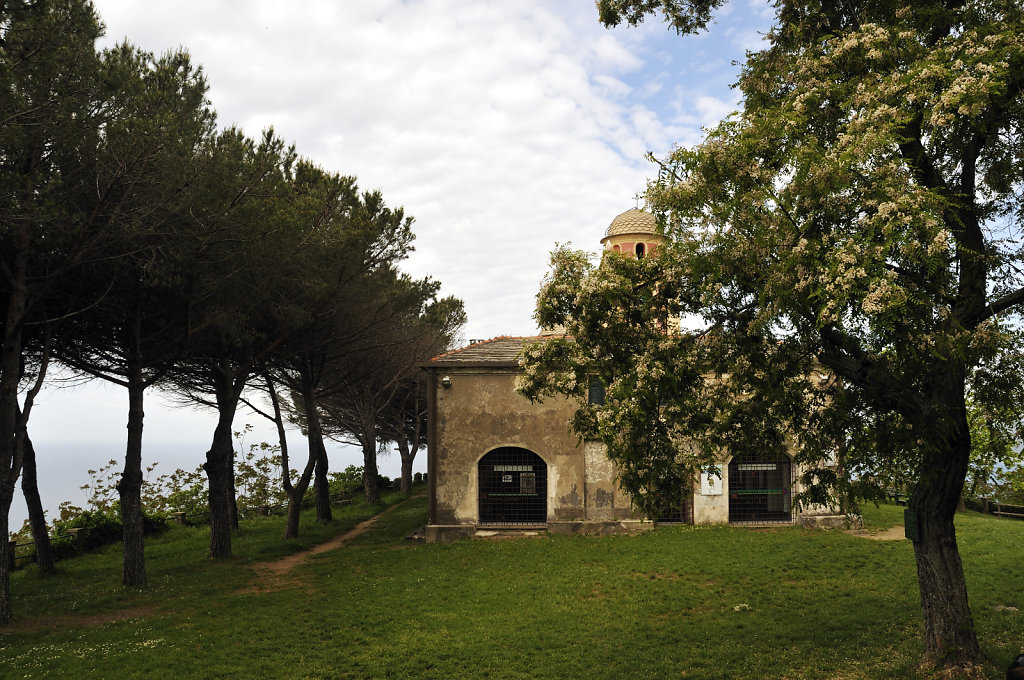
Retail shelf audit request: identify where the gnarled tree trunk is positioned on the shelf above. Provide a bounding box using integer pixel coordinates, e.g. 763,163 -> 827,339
361,440 -> 381,505
0,243 -> 30,625
908,371 -> 981,668
397,437 -> 414,494
301,374 -> 332,523
21,435 -> 53,575
205,373 -> 242,559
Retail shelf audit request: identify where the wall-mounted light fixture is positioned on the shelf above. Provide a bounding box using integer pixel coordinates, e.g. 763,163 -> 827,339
441,376 -> 452,388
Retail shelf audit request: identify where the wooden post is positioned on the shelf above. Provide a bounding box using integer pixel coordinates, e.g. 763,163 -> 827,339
173,512 -> 186,526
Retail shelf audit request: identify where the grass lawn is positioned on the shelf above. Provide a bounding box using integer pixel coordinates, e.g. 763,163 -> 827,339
2,497 -> 1021,679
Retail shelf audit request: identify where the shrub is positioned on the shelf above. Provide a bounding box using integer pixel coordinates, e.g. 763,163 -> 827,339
329,466 -> 364,497
49,504 -> 170,560
964,497 -> 989,513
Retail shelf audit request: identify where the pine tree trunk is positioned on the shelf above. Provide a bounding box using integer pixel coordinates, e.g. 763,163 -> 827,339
228,456 -> 238,530
20,435 -> 54,575
362,440 -> 381,505
0,500 -> 12,625
118,361 -> 147,586
301,376 -> 332,523
397,436 -> 415,494
400,455 -> 413,494
284,488 -> 303,539
205,428 -> 234,559
205,378 -> 240,559
0,243 -> 29,624
268,374 -> 313,540
284,468 -> 313,539
313,445 -> 332,522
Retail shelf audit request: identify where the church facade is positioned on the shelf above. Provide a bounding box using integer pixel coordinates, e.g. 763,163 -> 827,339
423,209 -> 842,543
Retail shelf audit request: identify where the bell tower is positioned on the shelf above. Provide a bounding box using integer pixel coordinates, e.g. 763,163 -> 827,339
600,208 -> 663,258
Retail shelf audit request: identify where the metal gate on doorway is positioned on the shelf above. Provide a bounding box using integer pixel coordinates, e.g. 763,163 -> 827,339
656,470 -> 694,524
478,447 -> 547,525
728,450 -> 793,524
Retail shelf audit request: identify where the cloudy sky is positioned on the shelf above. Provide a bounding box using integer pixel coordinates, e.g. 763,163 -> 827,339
87,0 -> 773,343
17,0 -> 775,523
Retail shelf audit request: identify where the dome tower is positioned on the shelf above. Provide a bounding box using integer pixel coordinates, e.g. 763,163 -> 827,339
600,208 -> 662,258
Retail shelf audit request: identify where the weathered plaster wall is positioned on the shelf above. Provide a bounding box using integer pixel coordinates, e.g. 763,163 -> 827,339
583,441 -> 634,521
693,461 -> 730,524
431,368 -> 584,525
428,363 -> 841,534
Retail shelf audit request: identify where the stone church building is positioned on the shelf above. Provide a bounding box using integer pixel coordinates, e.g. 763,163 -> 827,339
423,209 -> 840,543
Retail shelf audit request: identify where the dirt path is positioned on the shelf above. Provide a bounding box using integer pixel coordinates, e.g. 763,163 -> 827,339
850,525 -> 907,541
3,497 -> 420,633
244,495 -> 421,592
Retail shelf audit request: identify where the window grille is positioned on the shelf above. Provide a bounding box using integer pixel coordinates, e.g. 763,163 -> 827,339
656,492 -> 694,524
478,447 -> 547,525
728,450 -> 793,524
655,469 -> 694,524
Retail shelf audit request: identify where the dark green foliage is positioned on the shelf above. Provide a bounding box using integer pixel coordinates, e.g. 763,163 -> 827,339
595,0 -> 723,34
1,0 -> 463,612
48,506 -> 169,560
328,466 -> 364,497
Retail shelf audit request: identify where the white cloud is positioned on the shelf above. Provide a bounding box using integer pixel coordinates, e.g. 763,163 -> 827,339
38,0 -> 758,453
694,95 -> 739,128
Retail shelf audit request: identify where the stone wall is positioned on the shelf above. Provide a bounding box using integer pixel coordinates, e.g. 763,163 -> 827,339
429,367 -> 583,525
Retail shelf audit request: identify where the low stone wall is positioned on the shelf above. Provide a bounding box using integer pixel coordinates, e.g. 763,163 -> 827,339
425,519 -> 654,543
424,525 -> 478,543
797,513 -> 862,530
548,519 -> 653,537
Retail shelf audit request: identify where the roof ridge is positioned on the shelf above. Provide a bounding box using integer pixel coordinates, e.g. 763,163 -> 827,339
428,334 -> 566,362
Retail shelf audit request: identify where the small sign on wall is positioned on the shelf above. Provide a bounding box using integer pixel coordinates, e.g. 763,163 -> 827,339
700,466 -> 723,496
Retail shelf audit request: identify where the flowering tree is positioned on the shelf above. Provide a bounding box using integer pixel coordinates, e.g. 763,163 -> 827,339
521,0 -> 1024,672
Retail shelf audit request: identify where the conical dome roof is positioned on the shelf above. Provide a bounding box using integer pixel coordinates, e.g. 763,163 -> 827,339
601,208 -> 656,243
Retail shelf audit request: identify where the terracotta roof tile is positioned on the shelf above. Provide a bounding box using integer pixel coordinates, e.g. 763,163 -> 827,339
602,208 -> 657,240
427,335 -> 560,367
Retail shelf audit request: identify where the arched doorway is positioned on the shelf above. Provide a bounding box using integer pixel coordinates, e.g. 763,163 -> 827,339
728,450 -> 792,523
478,447 -> 547,525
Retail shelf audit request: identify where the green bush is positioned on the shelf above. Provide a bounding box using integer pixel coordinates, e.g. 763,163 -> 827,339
964,497 -> 989,513
50,504 -> 170,559
55,509 -> 122,550
329,465 -> 364,497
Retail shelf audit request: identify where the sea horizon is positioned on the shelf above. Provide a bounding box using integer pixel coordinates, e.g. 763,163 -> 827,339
7,438 -> 424,533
